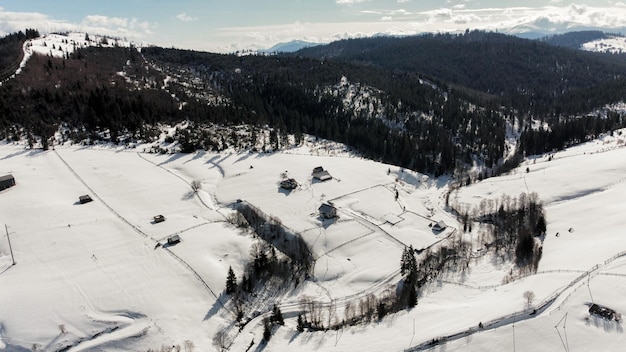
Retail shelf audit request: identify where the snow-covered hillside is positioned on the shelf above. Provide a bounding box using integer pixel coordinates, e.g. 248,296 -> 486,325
1,129 -> 626,351
7,32 -> 137,82
582,35 -> 626,53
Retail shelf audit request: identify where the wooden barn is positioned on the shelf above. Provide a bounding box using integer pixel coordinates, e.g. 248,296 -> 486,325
167,234 -> 181,245
0,174 -> 15,191
79,195 -> 93,204
312,166 -> 332,181
432,220 -> 447,232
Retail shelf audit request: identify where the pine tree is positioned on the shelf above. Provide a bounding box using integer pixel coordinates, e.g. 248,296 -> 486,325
271,304 -> 284,325
401,245 -> 417,284
226,266 -> 237,294
296,314 -> 305,332
377,300 -> 387,320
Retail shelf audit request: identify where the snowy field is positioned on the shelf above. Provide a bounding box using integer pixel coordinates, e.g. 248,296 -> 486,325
1,129 -> 626,351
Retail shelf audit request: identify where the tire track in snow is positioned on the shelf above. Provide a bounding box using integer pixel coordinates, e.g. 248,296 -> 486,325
53,150 -> 234,317
136,152 -> 228,220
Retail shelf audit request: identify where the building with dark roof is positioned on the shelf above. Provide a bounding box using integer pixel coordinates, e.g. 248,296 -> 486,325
319,203 -> 337,219
0,174 -> 15,191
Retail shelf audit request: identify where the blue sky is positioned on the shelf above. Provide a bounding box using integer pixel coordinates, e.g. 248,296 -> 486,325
1,1 -> 625,52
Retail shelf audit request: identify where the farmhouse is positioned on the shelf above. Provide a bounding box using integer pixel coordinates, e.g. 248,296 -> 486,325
0,174 -> 15,191
319,203 -> 337,219
79,195 -> 93,204
312,166 -> 332,181
153,215 -> 166,223
432,220 -> 447,232
280,178 -> 298,190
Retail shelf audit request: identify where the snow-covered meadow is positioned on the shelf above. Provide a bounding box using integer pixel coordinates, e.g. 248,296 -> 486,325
1,128 -> 626,351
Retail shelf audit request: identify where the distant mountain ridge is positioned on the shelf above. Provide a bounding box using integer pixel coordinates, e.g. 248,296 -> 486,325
261,40 -> 321,53
289,30 -> 626,113
540,31 -> 614,50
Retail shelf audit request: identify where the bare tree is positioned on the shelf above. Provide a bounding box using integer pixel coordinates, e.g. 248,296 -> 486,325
213,328 -> 233,351
183,340 -> 195,352
523,290 -> 535,307
190,180 -> 202,193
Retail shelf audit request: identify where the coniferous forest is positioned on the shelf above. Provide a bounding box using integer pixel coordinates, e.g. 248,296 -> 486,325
0,30 -> 625,178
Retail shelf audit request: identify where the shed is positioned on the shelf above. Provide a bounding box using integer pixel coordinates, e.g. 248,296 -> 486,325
0,174 -> 15,191
153,215 -> 166,223
280,178 -> 298,190
79,195 -> 93,204
312,166 -> 332,181
319,203 -> 337,219
589,303 -> 617,320
167,234 -> 181,245
432,220 -> 447,232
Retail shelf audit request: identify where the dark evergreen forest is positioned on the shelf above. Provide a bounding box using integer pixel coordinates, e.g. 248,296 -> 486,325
0,30 -> 624,178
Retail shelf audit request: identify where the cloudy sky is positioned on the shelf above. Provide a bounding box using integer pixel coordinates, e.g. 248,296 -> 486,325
1,0 -> 625,52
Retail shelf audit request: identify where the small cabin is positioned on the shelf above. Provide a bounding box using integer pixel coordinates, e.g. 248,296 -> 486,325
319,203 -> 337,219
79,195 -> 93,204
312,166 -> 332,181
153,215 -> 166,223
280,178 -> 298,190
432,220 -> 447,232
167,234 -> 181,245
0,174 -> 15,191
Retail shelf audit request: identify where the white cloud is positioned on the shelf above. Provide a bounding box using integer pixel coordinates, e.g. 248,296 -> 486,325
397,0 -> 411,3
568,4 -> 588,15
176,13 -> 197,22
336,0 -> 368,4
0,9 -> 153,42
382,16 -> 393,21
83,15 -> 129,28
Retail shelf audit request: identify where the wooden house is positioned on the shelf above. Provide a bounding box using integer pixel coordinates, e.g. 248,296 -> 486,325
280,178 -> 298,190
0,174 -> 15,191
312,166 -> 332,181
167,234 -> 181,245
319,203 -> 337,219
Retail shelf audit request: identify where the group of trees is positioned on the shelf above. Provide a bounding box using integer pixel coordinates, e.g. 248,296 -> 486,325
457,192 -> 546,272
222,202 -> 313,332
142,46 -> 513,175
0,30 -> 39,80
295,30 -> 626,117
519,112 -> 626,157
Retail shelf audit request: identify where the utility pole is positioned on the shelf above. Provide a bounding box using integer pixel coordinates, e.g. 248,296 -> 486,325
5,225 -> 15,265
512,311 -> 516,352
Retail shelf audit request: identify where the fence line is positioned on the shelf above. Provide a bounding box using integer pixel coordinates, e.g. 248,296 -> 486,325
53,150 -> 234,317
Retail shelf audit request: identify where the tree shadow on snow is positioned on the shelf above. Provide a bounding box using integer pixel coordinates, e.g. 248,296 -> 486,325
184,150 -> 206,163
254,340 -> 268,352
181,190 -> 196,201
204,291 -> 229,321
